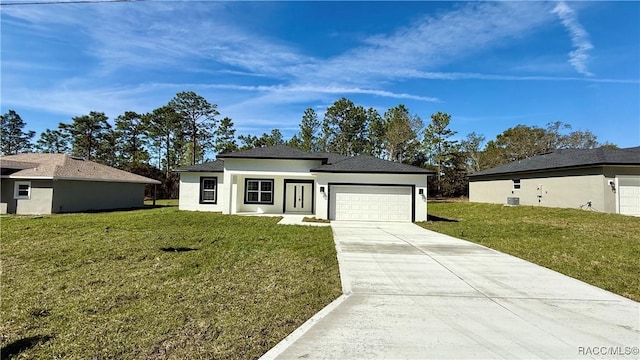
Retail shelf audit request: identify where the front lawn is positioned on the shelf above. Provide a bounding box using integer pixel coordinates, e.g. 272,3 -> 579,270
418,202 -> 640,302
1,207 -> 341,359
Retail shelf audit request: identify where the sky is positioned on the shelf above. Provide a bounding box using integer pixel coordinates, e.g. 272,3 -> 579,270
1,0 -> 639,149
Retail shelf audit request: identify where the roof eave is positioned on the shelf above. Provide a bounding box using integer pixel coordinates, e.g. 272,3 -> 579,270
2,174 -> 161,184
469,162 -> 640,178
173,169 -> 224,173
218,155 -> 327,161
311,169 -> 434,175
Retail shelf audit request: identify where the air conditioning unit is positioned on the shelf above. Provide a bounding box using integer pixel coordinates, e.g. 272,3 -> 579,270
507,197 -> 520,206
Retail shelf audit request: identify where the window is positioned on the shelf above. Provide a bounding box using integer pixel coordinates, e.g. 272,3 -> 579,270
14,181 -> 31,199
200,177 -> 217,204
513,179 -> 521,190
245,179 -> 274,204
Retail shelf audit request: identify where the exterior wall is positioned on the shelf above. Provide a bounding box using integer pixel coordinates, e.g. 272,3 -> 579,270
51,180 -> 145,213
231,174 -> 315,214
315,173 -> 429,221
603,166 -> 640,214
1,179 -> 14,214
179,158 -> 430,221
0,179 -> 54,214
223,158 -> 324,173
178,172 -> 225,212
224,159 -> 322,215
470,168 -> 609,211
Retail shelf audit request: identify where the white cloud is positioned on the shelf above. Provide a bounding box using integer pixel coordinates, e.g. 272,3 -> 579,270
407,71 -> 636,84
552,1 -> 594,76
3,0 -> 633,139
306,2 -> 557,85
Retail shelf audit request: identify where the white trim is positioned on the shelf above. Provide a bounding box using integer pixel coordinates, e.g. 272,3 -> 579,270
14,181 -> 31,199
225,170 -> 314,177
615,176 -> 620,214
615,175 -> 640,215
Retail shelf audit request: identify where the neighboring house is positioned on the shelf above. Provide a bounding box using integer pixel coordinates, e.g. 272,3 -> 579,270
1,153 -> 161,214
469,146 -> 640,216
176,145 -> 433,222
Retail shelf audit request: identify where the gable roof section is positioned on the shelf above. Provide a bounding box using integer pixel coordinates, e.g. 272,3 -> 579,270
0,153 -> 161,184
312,155 -> 434,174
174,159 -> 224,172
217,144 -> 327,161
470,146 -> 640,178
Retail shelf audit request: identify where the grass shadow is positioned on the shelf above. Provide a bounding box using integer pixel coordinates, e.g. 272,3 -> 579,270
1,335 -> 53,359
427,214 -> 459,222
160,247 -> 199,252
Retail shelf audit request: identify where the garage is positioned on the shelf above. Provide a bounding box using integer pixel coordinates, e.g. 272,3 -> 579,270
617,176 -> 640,216
330,185 -> 412,222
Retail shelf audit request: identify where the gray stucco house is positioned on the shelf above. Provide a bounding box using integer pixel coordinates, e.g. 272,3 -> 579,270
1,153 -> 161,214
469,146 -> 640,216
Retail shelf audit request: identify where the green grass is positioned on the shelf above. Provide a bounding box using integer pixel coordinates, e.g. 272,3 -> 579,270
418,202 -> 640,301
1,207 -> 341,359
302,217 -> 331,223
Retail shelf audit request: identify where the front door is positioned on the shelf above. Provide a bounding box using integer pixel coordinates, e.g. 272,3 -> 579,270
285,182 -> 313,213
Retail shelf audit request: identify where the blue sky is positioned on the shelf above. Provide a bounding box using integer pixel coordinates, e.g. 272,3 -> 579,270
1,1 -> 639,148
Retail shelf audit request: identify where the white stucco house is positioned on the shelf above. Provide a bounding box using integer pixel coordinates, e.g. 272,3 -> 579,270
175,145 -> 434,222
469,146 -> 640,216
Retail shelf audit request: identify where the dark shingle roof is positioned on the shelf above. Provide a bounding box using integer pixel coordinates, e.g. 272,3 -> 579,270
174,146 -> 433,175
470,146 -> 640,177
217,145 -> 326,161
315,152 -> 350,164
312,155 -> 434,174
174,159 -> 225,172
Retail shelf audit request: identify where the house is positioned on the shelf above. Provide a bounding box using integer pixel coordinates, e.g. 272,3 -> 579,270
468,146 -> 640,216
175,145 -> 433,222
0,153 -> 161,214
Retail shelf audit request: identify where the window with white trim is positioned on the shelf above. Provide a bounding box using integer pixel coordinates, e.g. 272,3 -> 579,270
14,181 -> 31,199
200,177 -> 217,204
512,179 -> 521,190
245,179 -> 274,204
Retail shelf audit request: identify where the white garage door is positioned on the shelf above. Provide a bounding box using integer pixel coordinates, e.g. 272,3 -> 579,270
618,176 -> 640,216
331,185 -> 412,222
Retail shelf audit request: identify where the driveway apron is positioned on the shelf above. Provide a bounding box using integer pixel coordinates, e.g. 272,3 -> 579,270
265,221 -> 640,359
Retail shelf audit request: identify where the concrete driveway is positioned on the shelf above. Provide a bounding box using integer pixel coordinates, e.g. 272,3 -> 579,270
263,221 -> 640,359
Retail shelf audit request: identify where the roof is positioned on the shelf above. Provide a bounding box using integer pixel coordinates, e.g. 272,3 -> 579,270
217,144 -> 327,161
174,159 -> 224,172
315,152 -> 350,165
470,146 -> 640,178
0,153 -> 161,184
174,145 -> 432,175
312,154 -> 434,174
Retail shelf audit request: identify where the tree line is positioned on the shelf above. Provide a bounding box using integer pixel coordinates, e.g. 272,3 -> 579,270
1,92 -> 615,198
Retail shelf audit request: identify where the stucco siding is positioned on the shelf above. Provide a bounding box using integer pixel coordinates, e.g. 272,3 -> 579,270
604,166 -> 640,214
315,173 -> 428,221
231,174 -> 315,214
470,165 -> 640,214
51,180 -> 145,213
179,158 -> 430,221
224,158 -> 324,173
1,179 -> 14,214
0,179 -> 54,214
473,174 -> 605,210
178,172 -> 225,212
